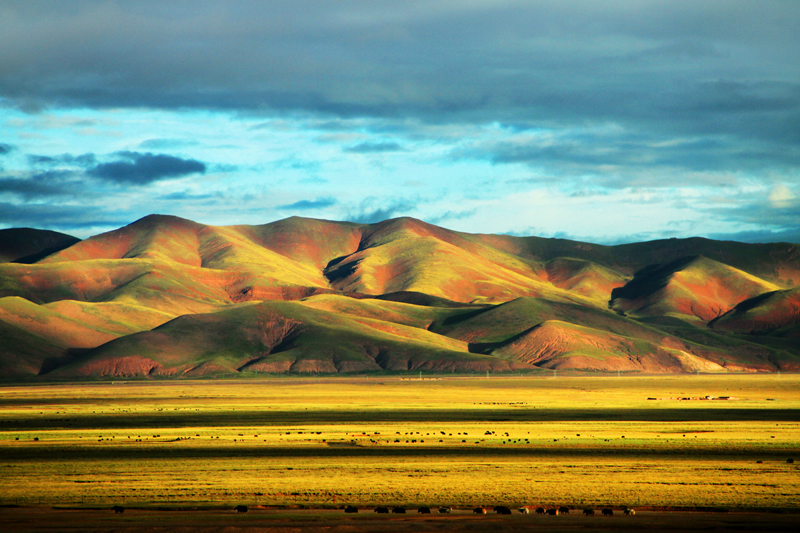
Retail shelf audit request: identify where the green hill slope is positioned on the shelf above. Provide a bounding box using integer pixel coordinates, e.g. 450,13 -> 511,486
51,300 -> 525,378
0,215 -> 796,378
610,256 -> 779,322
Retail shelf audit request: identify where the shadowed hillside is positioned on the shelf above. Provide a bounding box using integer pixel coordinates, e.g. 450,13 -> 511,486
1,215 -> 798,378
50,299 -> 524,378
609,256 -> 779,322
0,228 -> 80,263
710,287 -> 800,336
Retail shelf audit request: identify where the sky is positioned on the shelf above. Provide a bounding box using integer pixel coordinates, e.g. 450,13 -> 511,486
1,1 -> 798,244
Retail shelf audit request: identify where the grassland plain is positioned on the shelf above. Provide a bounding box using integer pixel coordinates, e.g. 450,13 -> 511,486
0,375 -> 798,515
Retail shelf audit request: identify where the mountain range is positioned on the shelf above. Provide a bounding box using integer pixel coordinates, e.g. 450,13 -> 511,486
1,215 -> 798,379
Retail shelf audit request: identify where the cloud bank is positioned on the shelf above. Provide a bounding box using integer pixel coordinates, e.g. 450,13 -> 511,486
0,1 -> 797,243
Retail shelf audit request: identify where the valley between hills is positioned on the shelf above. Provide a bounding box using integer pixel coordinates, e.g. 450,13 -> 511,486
1,214 -> 799,379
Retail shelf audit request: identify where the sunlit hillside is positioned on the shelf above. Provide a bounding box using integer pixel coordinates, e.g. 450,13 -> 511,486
1,215 -> 799,378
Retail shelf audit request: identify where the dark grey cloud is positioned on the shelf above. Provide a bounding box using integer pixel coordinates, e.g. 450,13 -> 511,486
454,123 -> 800,185
159,191 -> 218,202
569,189 -> 610,198
707,228 -> 800,245
344,142 -> 405,154
1,151 -> 207,203
0,1 -> 798,241
715,202 -> 800,230
273,157 -> 321,172
2,2 -> 795,134
88,152 -> 206,184
0,170 -> 81,200
0,143 -> 15,155
699,189 -> 800,245
0,201 -> 129,232
347,198 -> 419,224
425,210 -> 476,226
210,163 -> 239,173
138,138 -> 200,150
0,1 -> 796,188
27,153 -> 96,167
279,197 -> 337,211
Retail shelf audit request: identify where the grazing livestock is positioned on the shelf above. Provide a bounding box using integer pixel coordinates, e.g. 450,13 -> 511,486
518,507 -> 529,514
474,507 -> 487,514
624,508 -> 635,516
417,507 -> 431,514
602,508 -> 614,517
546,508 -> 559,516
344,506 -> 358,513
112,506 -> 124,514
494,505 -> 512,515
438,506 -> 452,514
535,507 -> 545,515
788,458 -> 795,464
234,505 -> 248,513
374,506 -> 389,513
559,506 -> 570,514
392,506 -> 406,514
583,508 -> 595,516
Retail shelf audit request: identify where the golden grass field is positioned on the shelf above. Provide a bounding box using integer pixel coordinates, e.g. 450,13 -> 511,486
0,374 -> 798,515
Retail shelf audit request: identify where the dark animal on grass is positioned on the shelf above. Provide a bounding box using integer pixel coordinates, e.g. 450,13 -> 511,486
112,506 -> 124,514
438,506 -> 452,514
494,505 -> 512,515
559,506 -> 570,514
602,508 -> 614,517
474,507 -> 486,514
417,506 -> 431,514
583,508 -> 595,516
519,507 -> 529,514
374,506 -> 389,513
535,507 -> 545,515
624,508 -> 635,516
546,508 -> 559,515
392,506 -> 406,514
345,506 -> 358,513
234,505 -> 247,513
788,458 -> 795,464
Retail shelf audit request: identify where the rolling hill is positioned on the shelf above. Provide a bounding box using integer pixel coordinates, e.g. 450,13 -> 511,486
609,255 -> 780,322
709,287 -> 800,337
1,214 -> 798,378
0,228 -> 80,263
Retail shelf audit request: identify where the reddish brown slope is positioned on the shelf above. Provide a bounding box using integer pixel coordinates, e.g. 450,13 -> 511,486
544,258 -> 627,301
0,259 -> 233,313
610,256 -> 779,322
324,218 -> 599,305
50,300 -> 524,378
709,288 -> 800,335
24,215 -> 355,307
485,234 -> 800,287
490,320 -> 726,373
238,217 -> 363,270
0,296 -> 175,350
1,215 -> 797,377
44,215 -> 204,266
0,319 -> 68,377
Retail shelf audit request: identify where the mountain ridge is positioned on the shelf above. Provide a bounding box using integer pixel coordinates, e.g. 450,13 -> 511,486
1,215 -> 798,378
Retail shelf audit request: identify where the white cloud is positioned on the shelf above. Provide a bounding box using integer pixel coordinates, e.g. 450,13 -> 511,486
768,184 -> 796,208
